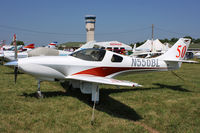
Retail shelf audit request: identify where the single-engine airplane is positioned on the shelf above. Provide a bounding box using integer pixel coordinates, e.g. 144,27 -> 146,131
6,38 -> 193,102
3,43 -> 35,61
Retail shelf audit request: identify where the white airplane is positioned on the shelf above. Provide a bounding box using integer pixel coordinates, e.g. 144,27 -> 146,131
76,41 -> 132,52
2,45 -> 15,51
3,44 -> 35,61
16,41 -> 71,58
46,41 -> 57,49
28,47 -> 72,57
131,39 -> 170,58
0,48 -> 4,64
131,51 -> 164,58
194,52 -> 200,59
5,38 -> 194,102
131,44 -> 167,58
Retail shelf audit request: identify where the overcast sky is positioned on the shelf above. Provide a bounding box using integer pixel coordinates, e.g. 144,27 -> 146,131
0,0 -> 200,46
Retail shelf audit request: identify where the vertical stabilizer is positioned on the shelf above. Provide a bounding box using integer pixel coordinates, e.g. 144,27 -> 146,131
158,38 -> 191,61
132,44 -> 136,52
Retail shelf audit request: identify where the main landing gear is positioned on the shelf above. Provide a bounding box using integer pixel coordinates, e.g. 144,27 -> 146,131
36,80 -> 43,98
91,87 -> 98,125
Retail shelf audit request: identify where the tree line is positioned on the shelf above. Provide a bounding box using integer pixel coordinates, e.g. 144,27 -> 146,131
10,40 -> 24,46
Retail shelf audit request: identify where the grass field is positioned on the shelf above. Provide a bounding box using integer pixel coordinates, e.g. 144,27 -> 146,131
0,62 -> 200,133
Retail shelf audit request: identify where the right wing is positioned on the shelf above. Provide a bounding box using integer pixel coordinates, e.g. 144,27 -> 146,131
66,74 -> 142,87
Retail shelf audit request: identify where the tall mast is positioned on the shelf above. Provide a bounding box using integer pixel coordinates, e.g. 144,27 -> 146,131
151,24 -> 154,52
13,34 -> 17,60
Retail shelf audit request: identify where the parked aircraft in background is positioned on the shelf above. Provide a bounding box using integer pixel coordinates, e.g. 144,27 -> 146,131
131,51 -> 164,58
0,48 -> 4,64
194,52 -> 200,59
2,40 -> 70,61
28,41 -> 72,57
131,39 -> 171,58
3,44 -> 35,61
6,38 -> 194,103
29,41 -> 131,57
23,43 -> 35,49
1,45 -> 15,51
28,47 -> 72,57
76,41 -> 132,54
46,42 -> 57,49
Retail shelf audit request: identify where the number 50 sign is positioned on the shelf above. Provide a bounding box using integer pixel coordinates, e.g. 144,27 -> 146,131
176,45 -> 186,58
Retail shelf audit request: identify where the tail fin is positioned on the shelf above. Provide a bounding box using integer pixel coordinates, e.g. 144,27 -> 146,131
24,44 -> 35,49
75,41 -> 96,52
158,38 -> 191,61
48,42 -> 57,49
132,44 -> 136,52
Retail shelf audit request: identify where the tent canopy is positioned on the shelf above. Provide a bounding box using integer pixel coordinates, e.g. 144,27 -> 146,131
136,39 -> 169,52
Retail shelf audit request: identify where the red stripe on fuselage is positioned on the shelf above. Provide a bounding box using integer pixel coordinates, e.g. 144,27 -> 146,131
72,67 -> 167,77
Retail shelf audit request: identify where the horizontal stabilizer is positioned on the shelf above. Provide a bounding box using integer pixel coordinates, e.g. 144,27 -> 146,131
164,59 -> 198,63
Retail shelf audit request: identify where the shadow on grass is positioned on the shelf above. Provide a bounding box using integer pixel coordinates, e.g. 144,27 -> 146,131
153,83 -> 192,92
22,82 -> 142,121
5,72 -> 24,75
21,82 -> 191,121
130,83 -> 192,92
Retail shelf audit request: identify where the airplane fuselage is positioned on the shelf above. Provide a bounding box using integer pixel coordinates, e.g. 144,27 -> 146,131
5,38 -> 191,102
17,50 -> 174,82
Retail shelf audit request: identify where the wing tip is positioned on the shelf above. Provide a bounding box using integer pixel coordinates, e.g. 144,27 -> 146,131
133,84 -> 142,87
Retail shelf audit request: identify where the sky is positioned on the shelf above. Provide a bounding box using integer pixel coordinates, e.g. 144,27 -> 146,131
0,0 -> 200,46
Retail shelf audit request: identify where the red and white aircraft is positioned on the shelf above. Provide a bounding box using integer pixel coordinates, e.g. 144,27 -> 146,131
6,38 -> 192,102
3,43 -> 35,61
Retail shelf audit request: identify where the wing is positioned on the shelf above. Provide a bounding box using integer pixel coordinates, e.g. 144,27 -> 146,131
164,59 -> 198,63
66,74 -> 142,87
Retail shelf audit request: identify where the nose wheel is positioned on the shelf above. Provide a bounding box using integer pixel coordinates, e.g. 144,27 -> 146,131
36,80 -> 43,98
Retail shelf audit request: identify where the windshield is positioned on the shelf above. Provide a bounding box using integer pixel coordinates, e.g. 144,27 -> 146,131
70,49 -> 106,61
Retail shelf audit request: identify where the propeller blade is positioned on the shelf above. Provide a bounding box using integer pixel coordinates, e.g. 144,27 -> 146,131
14,66 -> 18,84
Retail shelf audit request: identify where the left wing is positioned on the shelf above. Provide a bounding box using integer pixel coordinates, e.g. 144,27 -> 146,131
66,74 -> 142,87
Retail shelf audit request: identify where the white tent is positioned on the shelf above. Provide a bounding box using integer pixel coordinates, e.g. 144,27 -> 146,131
136,39 -> 169,52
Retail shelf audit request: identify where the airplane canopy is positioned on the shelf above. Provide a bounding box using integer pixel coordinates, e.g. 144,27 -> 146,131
70,49 -> 106,61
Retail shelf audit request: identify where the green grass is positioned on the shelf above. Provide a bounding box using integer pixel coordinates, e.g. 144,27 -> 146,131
189,43 -> 200,48
0,62 -> 200,133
